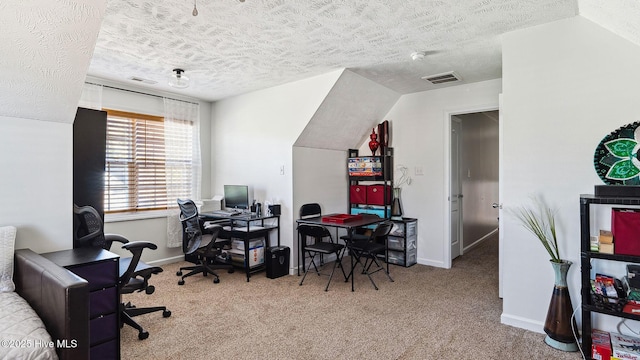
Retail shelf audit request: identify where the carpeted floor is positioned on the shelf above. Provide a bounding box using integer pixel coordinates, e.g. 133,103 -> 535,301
120,233 -> 583,359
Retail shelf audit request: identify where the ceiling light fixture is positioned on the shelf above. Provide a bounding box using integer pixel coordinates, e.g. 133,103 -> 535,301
411,51 -> 426,61
169,69 -> 190,89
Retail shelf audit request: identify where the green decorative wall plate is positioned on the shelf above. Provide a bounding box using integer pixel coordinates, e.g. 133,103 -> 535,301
594,122 -> 640,185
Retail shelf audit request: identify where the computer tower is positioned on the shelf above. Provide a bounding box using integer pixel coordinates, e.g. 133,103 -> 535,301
266,246 -> 289,279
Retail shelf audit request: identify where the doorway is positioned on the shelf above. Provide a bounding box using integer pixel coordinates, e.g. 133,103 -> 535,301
447,109 -> 500,270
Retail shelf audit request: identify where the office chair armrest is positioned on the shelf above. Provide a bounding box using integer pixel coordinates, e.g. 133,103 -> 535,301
105,233 -> 129,244
122,241 -> 158,252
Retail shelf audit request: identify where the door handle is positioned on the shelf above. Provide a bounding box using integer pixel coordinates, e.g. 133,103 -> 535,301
492,203 -> 502,209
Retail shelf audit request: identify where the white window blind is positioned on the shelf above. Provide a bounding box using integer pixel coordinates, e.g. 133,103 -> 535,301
105,109 -> 194,213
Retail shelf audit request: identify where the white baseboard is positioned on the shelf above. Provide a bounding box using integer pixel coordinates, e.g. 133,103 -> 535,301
500,312 -> 544,334
418,257 -> 445,268
147,255 -> 184,266
463,228 -> 498,253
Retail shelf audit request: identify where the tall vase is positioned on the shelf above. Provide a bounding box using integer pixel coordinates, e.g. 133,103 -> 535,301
391,187 -> 403,219
543,260 -> 578,352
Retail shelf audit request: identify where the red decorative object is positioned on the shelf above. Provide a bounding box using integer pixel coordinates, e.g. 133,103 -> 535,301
368,128 -> 379,156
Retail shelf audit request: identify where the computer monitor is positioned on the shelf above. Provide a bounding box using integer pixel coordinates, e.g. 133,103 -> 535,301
223,185 -> 253,210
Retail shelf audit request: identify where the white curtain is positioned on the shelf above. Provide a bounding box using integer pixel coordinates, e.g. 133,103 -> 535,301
78,83 -> 103,110
164,98 -> 201,248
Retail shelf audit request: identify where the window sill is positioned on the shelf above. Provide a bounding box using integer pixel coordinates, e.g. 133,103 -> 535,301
105,209 -> 176,223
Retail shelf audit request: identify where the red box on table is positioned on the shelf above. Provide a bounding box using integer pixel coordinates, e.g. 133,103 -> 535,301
321,214 -> 363,224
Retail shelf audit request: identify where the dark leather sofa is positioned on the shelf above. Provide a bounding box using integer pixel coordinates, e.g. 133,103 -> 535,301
13,249 -> 90,360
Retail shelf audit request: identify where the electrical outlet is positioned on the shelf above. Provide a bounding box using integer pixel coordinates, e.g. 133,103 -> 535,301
280,165 -> 285,175
415,166 -> 424,176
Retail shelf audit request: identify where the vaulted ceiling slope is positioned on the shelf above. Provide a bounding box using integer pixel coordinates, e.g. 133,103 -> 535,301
294,70 -> 400,151
2,1 -> 640,125
579,0 -> 640,47
0,1 -> 107,124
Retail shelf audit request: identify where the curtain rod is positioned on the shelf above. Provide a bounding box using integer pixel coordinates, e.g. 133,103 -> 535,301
85,82 -> 200,105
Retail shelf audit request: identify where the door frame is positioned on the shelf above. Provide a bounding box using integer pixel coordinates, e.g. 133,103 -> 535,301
443,104 -> 500,269
450,118 -> 463,261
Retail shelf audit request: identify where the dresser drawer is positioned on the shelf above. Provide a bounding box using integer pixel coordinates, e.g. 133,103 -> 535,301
90,286 -> 118,318
388,236 -> 405,251
90,338 -> 118,360
90,313 -> 118,346
71,260 -> 118,291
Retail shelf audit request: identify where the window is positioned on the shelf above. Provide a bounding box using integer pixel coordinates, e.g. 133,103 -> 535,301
104,109 -> 195,213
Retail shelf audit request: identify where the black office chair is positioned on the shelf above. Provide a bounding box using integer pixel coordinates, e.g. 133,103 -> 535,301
73,204 -> 171,340
176,198 -> 234,285
346,220 -> 394,290
298,224 -> 346,291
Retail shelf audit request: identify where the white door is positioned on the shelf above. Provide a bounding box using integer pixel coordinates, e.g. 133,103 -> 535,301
451,119 -> 462,260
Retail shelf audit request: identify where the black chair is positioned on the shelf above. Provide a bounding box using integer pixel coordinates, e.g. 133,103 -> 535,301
300,203 -> 322,219
346,220 -> 394,290
176,198 -> 234,285
73,204 -> 171,340
298,224 -> 346,291
298,203 -> 329,275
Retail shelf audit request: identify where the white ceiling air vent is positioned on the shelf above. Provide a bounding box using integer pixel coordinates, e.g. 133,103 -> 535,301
128,76 -> 158,85
421,71 -> 461,85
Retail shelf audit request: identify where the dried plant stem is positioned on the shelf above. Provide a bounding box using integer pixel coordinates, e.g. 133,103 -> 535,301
513,199 -> 561,262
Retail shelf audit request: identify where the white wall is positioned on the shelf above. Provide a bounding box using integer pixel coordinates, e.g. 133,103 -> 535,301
500,16 -> 640,332
380,79 -> 502,268
292,147 -> 348,268
0,116 -> 72,253
211,70 -> 343,265
292,147 -> 348,216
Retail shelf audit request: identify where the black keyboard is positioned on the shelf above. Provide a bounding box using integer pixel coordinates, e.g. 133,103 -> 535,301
212,209 -> 241,216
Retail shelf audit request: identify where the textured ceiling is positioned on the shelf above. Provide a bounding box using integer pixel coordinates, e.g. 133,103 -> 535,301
4,0 -> 640,126
88,0 -> 579,102
0,1 -> 106,123
579,0 -> 640,47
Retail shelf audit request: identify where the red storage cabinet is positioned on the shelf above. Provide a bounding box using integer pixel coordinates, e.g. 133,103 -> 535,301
350,185 -> 368,204
367,185 -> 391,205
612,208 -> 640,256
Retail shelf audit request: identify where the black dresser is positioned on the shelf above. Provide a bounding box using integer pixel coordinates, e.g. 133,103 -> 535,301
43,248 -> 120,360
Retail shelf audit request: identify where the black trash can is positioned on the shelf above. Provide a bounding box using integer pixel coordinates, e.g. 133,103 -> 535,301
266,246 -> 289,279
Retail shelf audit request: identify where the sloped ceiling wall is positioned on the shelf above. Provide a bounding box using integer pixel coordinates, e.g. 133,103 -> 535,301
0,1 -> 106,123
294,69 -> 400,151
579,0 -> 640,46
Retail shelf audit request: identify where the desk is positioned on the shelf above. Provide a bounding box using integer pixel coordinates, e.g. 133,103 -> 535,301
296,213 -> 383,291
200,212 -> 280,282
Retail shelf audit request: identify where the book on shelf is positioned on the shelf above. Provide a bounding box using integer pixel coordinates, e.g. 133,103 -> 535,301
611,332 -> 640,360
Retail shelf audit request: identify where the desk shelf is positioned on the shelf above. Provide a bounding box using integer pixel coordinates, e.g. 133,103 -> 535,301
200,212 -> 280,282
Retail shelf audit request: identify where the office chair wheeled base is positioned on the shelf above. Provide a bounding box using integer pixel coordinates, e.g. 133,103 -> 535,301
121,303 -> 171,340
176,262 -> 234,285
